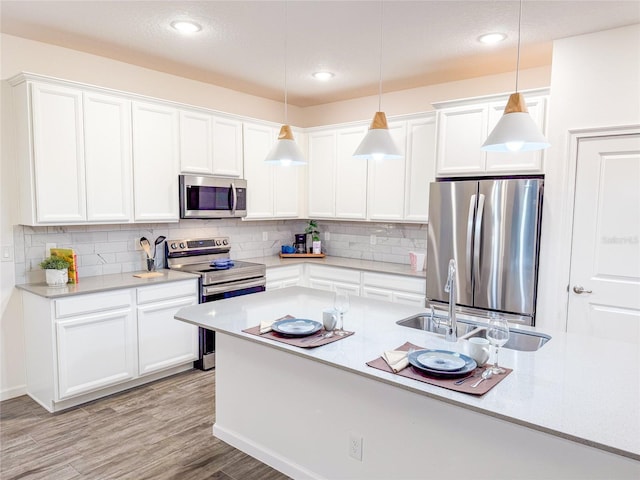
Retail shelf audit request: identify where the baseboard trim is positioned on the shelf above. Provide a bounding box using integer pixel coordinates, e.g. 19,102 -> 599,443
213,423 -> 322,480
0,384 -> 27,401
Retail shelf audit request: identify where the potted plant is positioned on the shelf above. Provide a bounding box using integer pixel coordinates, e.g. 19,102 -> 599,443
39,255 -> 70,287
305,220 -> 322,254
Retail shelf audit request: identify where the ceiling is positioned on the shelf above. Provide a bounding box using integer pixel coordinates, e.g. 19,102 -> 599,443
1,1 -> 639,107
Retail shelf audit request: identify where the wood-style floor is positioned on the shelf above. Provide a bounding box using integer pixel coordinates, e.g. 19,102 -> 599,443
0,369 -> 290,480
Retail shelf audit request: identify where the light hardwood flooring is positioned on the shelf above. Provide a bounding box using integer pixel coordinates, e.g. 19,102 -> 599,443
0,369 -> 290,480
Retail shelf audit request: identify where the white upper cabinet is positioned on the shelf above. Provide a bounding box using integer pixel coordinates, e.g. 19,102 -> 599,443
404,115 -> 437,222
434,89 -> 549,176
29,82 -> 86,223
179,109 -> 243,178
84,92 -> 133,222
11,78 -> 134,225
212,116 -> 243,177
335,126 -> 368,219
132,101 -> 180,222
308,130 -> 337,218
367,121 -> 407,221
243,121 -> 302,219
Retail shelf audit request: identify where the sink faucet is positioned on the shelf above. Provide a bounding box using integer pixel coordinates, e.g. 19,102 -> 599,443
444,259 -> 457,342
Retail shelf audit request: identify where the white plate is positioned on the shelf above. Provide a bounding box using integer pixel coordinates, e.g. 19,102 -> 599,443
416,351 -> 466,371
271,318 -> 322,337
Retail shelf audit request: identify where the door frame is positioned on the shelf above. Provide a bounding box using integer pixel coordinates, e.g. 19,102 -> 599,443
559,125 -> 640,330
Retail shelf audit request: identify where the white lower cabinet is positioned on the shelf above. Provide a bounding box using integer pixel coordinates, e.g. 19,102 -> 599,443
266,265 -> 304,290
56,306 -> 136,399
306,265 -> 361,296
361,272 -> 426,307
136,282 -> 198,376
22,278 -> 198,412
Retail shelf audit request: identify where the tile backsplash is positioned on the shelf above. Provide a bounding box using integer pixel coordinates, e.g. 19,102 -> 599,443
14,219 -> 427,284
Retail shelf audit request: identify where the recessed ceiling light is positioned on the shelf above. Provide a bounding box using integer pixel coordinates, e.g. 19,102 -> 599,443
312,71 -> 335,81
171,20 -> 202,34
478,32 -> 507,44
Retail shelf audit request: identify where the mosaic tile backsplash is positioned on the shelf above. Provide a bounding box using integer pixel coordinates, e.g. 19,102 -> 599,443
14,219 -> 427,284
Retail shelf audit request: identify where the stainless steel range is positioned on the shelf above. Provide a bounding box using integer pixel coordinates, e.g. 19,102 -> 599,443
166,236 -> 266,370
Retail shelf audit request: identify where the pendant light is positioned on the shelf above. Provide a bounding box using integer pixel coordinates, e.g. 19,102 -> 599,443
481,0 -> 550,152
353,0 -> 402,161
264,1 -> 306,166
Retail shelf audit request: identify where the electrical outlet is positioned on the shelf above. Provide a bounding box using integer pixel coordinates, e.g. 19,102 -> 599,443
45,243 -> 56,254
370,234 -> 376,246
1,245 -> 13,262
262,231 -> 268,241
348,433 -> 363,461
134,238 -> 142,251
325,231 -> 330,241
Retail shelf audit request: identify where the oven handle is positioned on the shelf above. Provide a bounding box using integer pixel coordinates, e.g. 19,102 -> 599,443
202,277 -> 266,296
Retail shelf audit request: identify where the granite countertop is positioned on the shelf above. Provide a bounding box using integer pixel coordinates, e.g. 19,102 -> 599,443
16,269 -> 199,298
244,254 -> 426,278
175,286 -> 640,461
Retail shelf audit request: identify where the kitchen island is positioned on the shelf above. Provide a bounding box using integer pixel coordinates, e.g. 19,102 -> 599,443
175,287 -> 640,479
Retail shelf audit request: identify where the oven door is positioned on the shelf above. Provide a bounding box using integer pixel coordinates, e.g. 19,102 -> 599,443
201,277 -> 266,303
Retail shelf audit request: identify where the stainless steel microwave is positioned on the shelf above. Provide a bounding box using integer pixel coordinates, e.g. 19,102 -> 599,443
179,175 -> 247,219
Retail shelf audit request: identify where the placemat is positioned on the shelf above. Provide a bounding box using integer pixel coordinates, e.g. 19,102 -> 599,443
367,342 -> 512,396
243,318 -> 354,348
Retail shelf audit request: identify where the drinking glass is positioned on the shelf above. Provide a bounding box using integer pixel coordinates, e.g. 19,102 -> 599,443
333,291 -> 350,336
486,315 -> 510,374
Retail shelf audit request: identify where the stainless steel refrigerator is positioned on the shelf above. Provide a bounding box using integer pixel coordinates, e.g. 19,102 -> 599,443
426,177 -> 544,326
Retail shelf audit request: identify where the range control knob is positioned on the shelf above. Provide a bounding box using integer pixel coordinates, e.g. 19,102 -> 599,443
215,239 -> 221,246
222,239 -> 229,245
179,242 -> 186,249
170,243 -> 177,249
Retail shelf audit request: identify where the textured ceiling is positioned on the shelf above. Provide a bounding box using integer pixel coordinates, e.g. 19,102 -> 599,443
1,1 -> 639,107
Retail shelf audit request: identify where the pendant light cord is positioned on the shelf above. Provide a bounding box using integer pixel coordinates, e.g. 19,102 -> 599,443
377,0 -> 384,111
515,0 -> 522,92
284,0 -> 288,124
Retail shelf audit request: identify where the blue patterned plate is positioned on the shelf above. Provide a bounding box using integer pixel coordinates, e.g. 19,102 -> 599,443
408,349 -> 477,377
271,318 -> 322,337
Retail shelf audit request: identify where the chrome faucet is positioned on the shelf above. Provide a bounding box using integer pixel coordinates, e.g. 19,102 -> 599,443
444,258 -> 457,342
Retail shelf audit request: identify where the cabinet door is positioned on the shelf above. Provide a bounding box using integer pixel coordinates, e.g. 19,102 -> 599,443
335,126 -> 368,219
404,116 -> 436,222
273,163 -> 301,218
393,292 -> 426,307
243,122 -> 275,218
485,96 -> 547,173
56,308 -> 136,399
368,121 -> 407,221
30,82 -> 86,223
132,101 -> 179,221
362,286 -> 394,302
308,278 -> 334,292
435,104 -> 488,176
308,130 -> 336,218
179,109 -> 213,174
137,296 -> 198,376
212,116 -> 244,177
84,92 -> 133,222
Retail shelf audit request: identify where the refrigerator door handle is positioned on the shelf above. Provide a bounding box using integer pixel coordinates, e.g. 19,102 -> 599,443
474,194 -> 485,282
466,194 -> 476,286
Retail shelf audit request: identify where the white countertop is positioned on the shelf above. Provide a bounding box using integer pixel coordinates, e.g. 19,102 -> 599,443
16,269 -> 199,298
175,286 -> 640,461
244,254 -> 426,278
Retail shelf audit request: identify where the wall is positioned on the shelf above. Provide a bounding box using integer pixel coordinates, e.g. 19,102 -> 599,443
536,24 -> 640,332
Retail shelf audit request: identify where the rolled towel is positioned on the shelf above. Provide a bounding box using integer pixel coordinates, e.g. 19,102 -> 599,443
383,350 -> 409,373
260,319 -> 276,334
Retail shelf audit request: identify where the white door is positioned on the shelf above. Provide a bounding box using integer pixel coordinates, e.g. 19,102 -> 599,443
243,122 -> 275,218
137,296 -> 198,376
212,116 -> 243,177
179,109 -> 213,174
84,92 -> 133,222
308,130 -> 336,218
335,126 -> 368,219
567,134 -> 640,342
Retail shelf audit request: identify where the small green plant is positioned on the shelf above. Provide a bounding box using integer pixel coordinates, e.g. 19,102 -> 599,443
305,220 -> 320,241
39,256 -> 70,270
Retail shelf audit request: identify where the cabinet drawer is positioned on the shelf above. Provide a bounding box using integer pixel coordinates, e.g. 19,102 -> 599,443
55,290 -> 133,319
362,272 -> 425,294
307,265 -> 360,284
137,279 -> 198,305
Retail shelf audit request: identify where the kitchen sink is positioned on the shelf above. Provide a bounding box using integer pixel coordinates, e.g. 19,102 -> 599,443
396,314 -> 551,351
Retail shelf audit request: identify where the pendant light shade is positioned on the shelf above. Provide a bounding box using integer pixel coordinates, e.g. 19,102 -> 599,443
481,0 -> 549,153
353,112 -> 403,160
264,125 -> 306,166
353,1 -> 402,161
264,2 -> 306,166
481,93 -> 550,152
